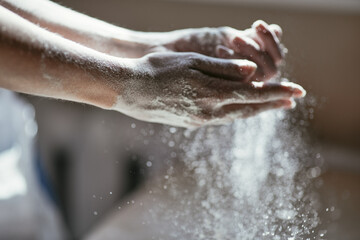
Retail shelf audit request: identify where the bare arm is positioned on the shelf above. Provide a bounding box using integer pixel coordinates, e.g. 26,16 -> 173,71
0,5 -> 130,108
0,0 -> 153,57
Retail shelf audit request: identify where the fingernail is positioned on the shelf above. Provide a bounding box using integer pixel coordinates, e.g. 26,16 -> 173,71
293,87 -> 306,98
280,82 -> 307,98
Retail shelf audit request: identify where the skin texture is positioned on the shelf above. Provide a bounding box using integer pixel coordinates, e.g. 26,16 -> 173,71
0,1 -> 306,128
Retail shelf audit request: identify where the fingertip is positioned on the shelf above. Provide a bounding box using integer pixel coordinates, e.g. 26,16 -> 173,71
279,82 -> 307,98
269,24 -> 283,39
273,99 -> 295,109
254,20 -> 270,34
295,87 -> 306,98
284,99 -> 296,109
252,20 -> 268,29
231,59 -> 257,78
255,23 -> 266,33
290,99 -> 297,108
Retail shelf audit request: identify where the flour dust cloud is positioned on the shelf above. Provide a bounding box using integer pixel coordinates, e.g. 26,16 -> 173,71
145,109 -> 321,240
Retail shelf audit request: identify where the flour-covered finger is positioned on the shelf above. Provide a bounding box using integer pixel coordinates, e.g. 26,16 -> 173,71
210,81 -> 305,105
243,81 -> 306,102
232,35 -> 261,56
269,24 -> 283,40
192,54 -> 257,81
232,36 -> 277,81
216,99 -> 294,119
253,20 -> 283,65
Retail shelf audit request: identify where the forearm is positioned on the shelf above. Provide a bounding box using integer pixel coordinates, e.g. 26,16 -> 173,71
0,0 -> 154,57
0,5 -> 131,108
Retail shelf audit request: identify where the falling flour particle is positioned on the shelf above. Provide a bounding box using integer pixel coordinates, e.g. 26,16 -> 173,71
145,109 -> 320,240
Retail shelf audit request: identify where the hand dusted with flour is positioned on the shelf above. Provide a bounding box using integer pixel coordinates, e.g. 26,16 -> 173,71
0,1 -> 305,128
149,20 -> 285,82
112,52 -> 305,127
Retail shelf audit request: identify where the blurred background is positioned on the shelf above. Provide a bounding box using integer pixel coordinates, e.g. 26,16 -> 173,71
0,0 -> 359,239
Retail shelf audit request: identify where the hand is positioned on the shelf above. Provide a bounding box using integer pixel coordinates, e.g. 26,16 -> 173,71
112,52 -> 305,128
148,20 -> 284,82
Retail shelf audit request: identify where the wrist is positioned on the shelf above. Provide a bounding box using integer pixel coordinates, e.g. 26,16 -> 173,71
85,56 -> 145,111
107,29 -> 156,58
110,29 -> 186,57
